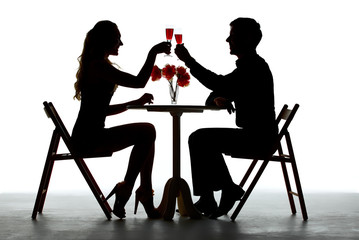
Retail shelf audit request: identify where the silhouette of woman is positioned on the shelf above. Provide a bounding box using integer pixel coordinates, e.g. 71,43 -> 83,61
71,20 -> 170,219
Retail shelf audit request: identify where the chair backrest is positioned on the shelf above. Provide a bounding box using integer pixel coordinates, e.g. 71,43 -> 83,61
276,104 -> 299,139
43,101 -> 72,148
272,104 -> 299,153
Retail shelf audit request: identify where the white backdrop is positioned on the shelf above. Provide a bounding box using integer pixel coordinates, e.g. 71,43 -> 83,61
1,0 -> 358,194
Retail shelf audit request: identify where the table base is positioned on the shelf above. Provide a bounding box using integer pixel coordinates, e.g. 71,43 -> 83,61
157,178 -> 202,220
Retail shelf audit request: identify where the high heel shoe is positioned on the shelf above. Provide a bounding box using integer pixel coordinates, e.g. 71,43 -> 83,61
209,184 -> 245,220
134,186 -> 161,219
105,181 -> 132,219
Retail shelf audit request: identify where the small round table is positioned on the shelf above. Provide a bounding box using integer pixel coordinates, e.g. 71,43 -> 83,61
127,105 -> 221,220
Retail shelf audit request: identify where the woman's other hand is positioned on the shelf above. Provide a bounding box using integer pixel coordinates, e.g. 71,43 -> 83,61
137,93 -> 154,105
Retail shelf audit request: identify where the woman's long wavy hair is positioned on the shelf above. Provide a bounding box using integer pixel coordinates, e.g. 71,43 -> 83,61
74,20 -> 119,100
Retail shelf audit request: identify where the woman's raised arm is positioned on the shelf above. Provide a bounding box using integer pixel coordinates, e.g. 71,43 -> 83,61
102,42 -> 171,88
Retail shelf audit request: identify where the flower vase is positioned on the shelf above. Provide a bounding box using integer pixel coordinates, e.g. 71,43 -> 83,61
169,82 -> 179,104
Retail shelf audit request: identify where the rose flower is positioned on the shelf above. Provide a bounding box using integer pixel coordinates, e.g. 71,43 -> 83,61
151,65 -> 162,81
162,64 -> 176,81
176,66 -> 190,87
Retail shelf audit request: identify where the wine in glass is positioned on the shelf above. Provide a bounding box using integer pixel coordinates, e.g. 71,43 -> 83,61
175,29 -> 183,60
165,26 -> 174,56
166,28 -> 174,42
175,28 -> 183,44
175,34 -> 182,44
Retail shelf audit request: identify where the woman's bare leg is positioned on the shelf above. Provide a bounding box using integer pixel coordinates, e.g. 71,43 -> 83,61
97,123 -> 156,188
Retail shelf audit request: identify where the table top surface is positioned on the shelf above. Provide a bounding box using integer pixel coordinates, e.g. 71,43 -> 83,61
127,105 -> 222,113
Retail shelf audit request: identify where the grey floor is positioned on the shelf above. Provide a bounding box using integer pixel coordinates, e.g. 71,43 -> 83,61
1,191 -> 358,240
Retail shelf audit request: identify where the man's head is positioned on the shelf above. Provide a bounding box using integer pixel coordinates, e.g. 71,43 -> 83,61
226,18 -> 262,56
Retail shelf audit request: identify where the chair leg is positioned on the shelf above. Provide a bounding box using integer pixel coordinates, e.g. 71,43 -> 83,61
239,159 -> 258,188
291,159 -> 308,221
286,133 -> 308,221
32,158 -> 55,219
231,160 -> 269,221
281,161 -> 297,215
32,131 -> 59,219
74,157 -> 112,220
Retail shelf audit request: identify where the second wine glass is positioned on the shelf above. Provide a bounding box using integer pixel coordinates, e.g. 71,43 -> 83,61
175,28 -> 183,45
175,28 -> 183,60
165,26 -> 174,56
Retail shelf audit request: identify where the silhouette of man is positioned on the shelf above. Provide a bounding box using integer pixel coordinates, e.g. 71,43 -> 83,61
175,17 -> 277,219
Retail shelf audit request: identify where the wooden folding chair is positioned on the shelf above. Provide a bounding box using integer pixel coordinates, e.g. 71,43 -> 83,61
32,101 -> 113,220
229,104 -> 308,221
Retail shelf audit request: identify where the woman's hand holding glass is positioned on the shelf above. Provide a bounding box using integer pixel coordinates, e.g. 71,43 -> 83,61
151,42 -> 172,55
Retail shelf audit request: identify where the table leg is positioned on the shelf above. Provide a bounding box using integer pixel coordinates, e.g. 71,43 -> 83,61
157,112 -> 201,220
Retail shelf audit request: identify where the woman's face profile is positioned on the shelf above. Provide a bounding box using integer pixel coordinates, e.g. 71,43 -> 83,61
107,27 -> 123,56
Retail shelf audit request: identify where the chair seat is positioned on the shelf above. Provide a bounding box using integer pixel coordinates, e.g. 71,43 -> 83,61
75,151 -> 113,159
228,149 -> 273,160
271,154 -> 291,162
230,152 -> 271,160
228,152 -> 292,163
54,152 -> 113,160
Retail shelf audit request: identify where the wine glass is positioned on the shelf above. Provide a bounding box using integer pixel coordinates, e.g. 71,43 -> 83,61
165,26 -> 174,56
175,28 -> 183,60
175,28 -> 183,45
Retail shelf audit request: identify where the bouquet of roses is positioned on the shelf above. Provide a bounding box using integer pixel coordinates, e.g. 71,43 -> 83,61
151,64 -> 190,103
151,64 -> 190,87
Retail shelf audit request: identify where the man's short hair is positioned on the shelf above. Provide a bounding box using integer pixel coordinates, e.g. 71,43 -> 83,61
230,18 -> 262,48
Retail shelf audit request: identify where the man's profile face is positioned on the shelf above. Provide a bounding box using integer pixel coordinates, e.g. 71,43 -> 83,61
226,27 -> 251,56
